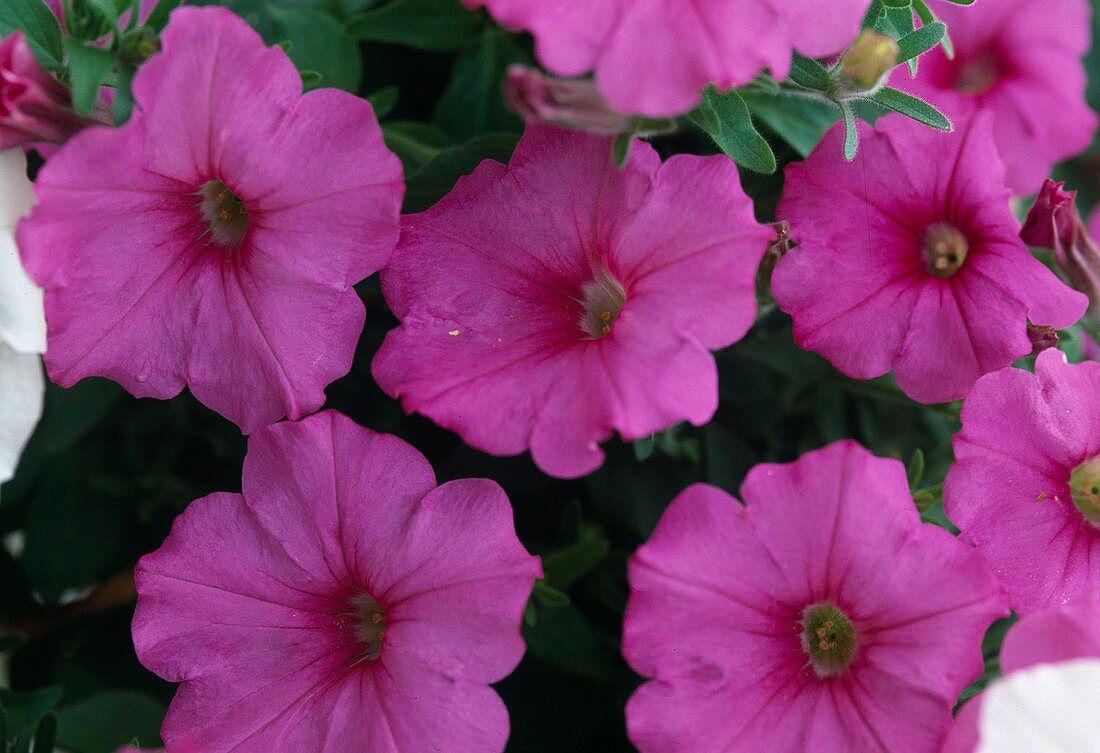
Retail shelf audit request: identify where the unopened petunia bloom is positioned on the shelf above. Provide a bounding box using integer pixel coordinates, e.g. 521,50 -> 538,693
464,0 -> 870,117
0,148 -> 45,486
942,598 -> 1100,753
504,65 -> 634,135
0,33 -> 94,149
17,7 -> 403,433
623,441 -> 1007,753
372,125 -> 771,479
892,0 -> 1096,195
772,114 -> 1087,404
945,350 -> 1100,614
133,410 -> 541,753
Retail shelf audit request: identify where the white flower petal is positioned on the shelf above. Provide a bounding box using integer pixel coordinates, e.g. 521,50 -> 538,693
0,148 -> 45,355
0,343 -> 44,485
0,229 -> 46,354
978,658 -> 1100,753
0,147 -> 35,228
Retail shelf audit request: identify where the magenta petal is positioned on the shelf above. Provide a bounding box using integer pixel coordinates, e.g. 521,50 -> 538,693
1000,598 -> 1100,674
774,114 -> 1084,404
374,125 -> 765,477
468,0 -> 865,117
624,442 -> 1006,753
946,353 -> 1100,614
134,411 -> 538,753
17,8 -> 402,432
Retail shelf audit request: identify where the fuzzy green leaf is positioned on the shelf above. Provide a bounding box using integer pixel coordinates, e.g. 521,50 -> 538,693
868,86 -> 952,130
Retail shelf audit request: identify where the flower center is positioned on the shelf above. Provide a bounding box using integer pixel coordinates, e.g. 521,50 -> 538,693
349,592 -> 387,661
198,180 -> 249,247
1070,456 -> 1100,528
579,270 -> 626,339
922,222 -> 969,278
954,55 -> 1001,95
801,603 -> 857,678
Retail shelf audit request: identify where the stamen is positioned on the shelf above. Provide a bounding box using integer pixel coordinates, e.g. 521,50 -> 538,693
198,179 -> 249,248
578,270 -> 626,339
922,222 -> 969,278
801,603 -> 857,678
348,592 -> 387,661
1070,456 -> 1100,528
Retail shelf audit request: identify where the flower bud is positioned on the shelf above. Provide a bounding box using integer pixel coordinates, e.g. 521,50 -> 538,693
0,32 -> 92,149
504,65 -> 634,135
119,27 -> 161,67
1026,323 -> 1059,356
837,31 -> 899,92
1021,179 -> 1100,324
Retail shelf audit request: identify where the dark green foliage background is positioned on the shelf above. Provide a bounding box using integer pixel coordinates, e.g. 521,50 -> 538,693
3,0 -> 1100,750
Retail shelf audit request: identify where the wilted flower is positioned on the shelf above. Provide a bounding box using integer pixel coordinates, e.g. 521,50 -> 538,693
772,114 -> 1086,404
17,8 -> 403,433
945,350 -> 1100,614
133,411 -> 541,753
464,0 -> 869,116
0,147 -> 45,485
0,32 -> 93,149
373,125 -> 770,478
504,65 -> 634,135
892,0 -> 1096,194
624,441 -> 1007,753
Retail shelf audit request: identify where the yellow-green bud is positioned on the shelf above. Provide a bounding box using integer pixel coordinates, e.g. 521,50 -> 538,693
838,31 -> 899,91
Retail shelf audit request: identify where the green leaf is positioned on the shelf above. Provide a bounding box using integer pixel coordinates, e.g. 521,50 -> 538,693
367,85 -> 398,119
907,448 -> 926,489
867,86 -> 951,130
144,0 -> 182,31
55,691 -> 165,753
382,119 -> 456,173
860,0 -> 884,30
741,91 -> 838,157
611,131 -> 632,167
111,65 -> 135,125
691,87 -> 776,174
532,580 -> 570,608
433,28 -> 522,140
895,21 -> 945,65
541,524 -> 610,591
0,0 -> 65,70
30,714 -> 55,753
404,132 -> 518,212
0,686 -> 63,739
65,39 -> 116,116
347,0 -> 483,51
788,52 -> 830,90
266,4 -> 361,92
913,0 -> 954,58
840,101 -> 859,160
21,456 -> 128,603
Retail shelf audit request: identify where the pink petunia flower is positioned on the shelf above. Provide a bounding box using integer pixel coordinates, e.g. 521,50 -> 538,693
892,0 -> 1097,195
371,125 -> 771,479
463,0 -> 870,117
0,32 -> 94,149
771,113 -> 1087,405
942,598 -> 1100,753
944,349 -> 1100,615
133,410 -> 541,753
623,440 -> 1007,753
16,7 -> 403,433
